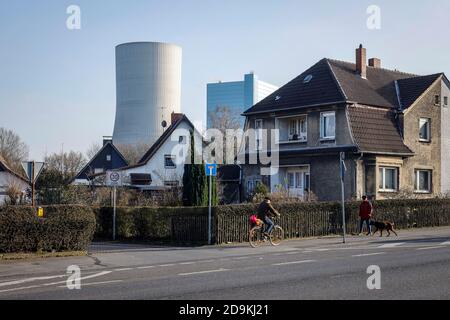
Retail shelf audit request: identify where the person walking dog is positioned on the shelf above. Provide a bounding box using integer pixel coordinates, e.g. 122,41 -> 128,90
359,196 -> 373,236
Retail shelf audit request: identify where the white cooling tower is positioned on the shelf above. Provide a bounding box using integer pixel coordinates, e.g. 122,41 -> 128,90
113,42 -> 182,146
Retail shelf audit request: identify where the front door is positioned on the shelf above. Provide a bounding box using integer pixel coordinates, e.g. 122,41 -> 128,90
287,169 -> 309,197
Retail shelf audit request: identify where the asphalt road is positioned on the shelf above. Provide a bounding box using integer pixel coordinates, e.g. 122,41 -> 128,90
1,227 -> 450,300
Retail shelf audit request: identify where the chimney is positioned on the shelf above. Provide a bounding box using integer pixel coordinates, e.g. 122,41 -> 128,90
102,136 -> 113,146
171,112 -> 184,125
356,44 -> 367,79
369,58 -> 381,68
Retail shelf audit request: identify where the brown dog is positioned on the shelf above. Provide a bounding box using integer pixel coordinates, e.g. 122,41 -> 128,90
370,221 -> 398,237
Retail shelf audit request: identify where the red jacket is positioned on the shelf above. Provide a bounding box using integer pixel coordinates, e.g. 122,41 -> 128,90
359,200 -> 372,219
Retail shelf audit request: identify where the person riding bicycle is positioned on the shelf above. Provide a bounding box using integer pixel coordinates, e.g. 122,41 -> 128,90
257,197 -> 280,237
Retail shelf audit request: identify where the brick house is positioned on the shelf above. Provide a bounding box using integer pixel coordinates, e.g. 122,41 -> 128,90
241,45 -> 450,201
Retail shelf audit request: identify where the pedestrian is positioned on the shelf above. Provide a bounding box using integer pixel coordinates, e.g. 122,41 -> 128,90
358,195 -> 373,236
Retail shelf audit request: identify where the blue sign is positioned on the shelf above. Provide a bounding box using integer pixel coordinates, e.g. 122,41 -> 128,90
205,163 -> 217,177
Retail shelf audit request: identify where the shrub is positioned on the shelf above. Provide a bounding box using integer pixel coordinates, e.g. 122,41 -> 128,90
0,205 -> 96,253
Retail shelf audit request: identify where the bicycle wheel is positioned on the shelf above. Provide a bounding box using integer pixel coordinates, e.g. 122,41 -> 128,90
270,225 -> 284,246
249,226 -> 264,248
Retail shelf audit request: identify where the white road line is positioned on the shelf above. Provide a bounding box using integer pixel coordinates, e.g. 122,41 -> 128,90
114,268 -> 134,272
201,260 -> 217,263
179,262 -> 196,265
378,243 -> 405,248
0,284 -> 42,294
178,269 -> 229,276
272,260 -> 316,266
0,275 -> 66,288
440,241 -> 450,246
58,280 -> 123,288
285,252 -> 301,255
158,264 -> 176,267
416,246 -> 446,251
232,257 -> 249,260
137,266 -> 155,269
352,252 -> 386,257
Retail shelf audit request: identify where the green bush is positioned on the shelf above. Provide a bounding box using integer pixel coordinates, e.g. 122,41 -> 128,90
0,205 -> 96,253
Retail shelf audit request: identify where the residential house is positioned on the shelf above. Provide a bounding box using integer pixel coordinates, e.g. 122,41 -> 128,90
0,156 -> 30,204
71,137 -> 129,185
241,45 -> 450,201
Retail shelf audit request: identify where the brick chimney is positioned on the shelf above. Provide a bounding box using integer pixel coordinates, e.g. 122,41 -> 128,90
171,112 -> 184,125
368,58 -> 381,68
356,44 -> 367,79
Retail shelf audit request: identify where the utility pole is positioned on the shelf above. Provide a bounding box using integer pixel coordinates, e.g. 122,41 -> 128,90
340,152 -> 347,244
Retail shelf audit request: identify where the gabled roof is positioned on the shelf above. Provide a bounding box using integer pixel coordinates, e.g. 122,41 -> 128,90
244,57 -> 443,115
396,73 -> 443,109
347,105 -> 414,156
71,141 -> 129,182
0,156 -> 29,183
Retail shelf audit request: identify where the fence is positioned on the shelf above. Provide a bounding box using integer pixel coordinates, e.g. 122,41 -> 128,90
93,199 -> 450,245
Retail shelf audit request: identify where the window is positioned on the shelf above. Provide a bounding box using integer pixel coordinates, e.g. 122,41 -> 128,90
164,155 -> 176,168
444,96 -> 448,107
94,168 -> 104,174
419,118 -> 431,142
320,112 -> 336,140
288,117 -> 307,141
415,170 -> 432,193
379,167 -> 398,192
434,95 -> 440,105
106,154 -> 111,162
255,119 -> 263,151
247,180 -> 261,195
178,136 -> 186,144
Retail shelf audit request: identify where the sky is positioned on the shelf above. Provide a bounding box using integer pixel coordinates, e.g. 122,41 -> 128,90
1,0 -> 450,160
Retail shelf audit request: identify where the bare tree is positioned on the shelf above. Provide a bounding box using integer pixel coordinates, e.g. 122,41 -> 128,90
86,142 -> 101,159
116,143 -> 150,165
0,127 -> 29,173
44,151 -> 87,181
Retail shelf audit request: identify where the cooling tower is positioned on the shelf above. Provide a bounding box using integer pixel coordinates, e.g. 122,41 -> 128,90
113,42 -> 182,147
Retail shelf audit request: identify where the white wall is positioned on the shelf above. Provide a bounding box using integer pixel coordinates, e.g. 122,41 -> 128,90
441,79 -> 450,194
0,172 -> 29,205
118,120 -> 202,189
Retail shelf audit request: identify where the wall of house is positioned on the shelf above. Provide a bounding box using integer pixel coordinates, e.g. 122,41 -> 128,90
0,171 -> 29,205
119,120 -> 202,188
402,80 -> 442,197
441,79 -> 450,194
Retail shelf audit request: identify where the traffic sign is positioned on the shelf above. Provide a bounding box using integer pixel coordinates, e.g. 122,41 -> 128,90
106,171 -> 122,186
21,161 -> 44,183
205,163 -> 217,177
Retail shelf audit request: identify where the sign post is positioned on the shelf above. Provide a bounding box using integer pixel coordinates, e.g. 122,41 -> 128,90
21,161 -> 44,209
340,152 -> 347,244
106,171 -> 122,241
205,163 -> 217,245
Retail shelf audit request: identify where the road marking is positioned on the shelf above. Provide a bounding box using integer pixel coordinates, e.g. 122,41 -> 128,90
178,269 -> 229,276
285,252 -> 301,255
201,260 -> 217,263
352,252 -> 386,257
58,280 -> 123,288
378,242 -> 405,248
232,257 -> 249,260
416,246 -> 446,251
158,264 -> 176,267
272,260 -> 316,266
0,275 -> 66,288
114,268 -> 134,272
137,266 -> 155,269
0,284 -> 42,294
179,262 -> 196,265
440,241 -> 450,246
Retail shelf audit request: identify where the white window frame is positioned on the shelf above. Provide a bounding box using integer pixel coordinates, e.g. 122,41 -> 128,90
415,170 -> 432,193
379,167 -> 398,192
320,111 -> 336,140
255,119 -> 263,151
164,155 -> 176,169
106,154 -> 112,162
419,118 -> 431,142
288,117 -> 307,142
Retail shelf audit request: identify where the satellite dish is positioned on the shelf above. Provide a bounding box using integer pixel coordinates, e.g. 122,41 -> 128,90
161,120 -> 167,128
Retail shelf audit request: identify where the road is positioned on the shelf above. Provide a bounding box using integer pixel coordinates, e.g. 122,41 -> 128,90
1,227 -> 450,300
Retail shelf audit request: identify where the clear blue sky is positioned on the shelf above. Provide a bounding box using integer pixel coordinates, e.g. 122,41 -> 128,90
1,0 -> 449,160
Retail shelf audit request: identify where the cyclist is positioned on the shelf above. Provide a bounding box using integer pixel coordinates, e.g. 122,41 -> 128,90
257,196 -> 280,237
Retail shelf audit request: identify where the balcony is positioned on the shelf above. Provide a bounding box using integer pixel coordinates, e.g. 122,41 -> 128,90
275,115 -> 308,144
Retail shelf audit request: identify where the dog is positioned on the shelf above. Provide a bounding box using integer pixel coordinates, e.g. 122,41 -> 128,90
369,220 -> 398,237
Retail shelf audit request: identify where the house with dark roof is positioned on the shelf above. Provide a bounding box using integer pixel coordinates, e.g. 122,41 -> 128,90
0,156 -> 30,204
71,137 -> 129,185
241,45 -> 450,201
108,113 -> 203,190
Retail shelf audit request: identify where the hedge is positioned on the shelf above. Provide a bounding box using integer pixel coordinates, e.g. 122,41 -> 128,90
0,205 -> 96,253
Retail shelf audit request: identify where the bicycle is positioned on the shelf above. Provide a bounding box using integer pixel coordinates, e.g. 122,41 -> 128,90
249,221 -> 284,248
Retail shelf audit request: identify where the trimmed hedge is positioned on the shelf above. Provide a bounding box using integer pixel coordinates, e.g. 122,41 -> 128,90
0,205 -> 96,253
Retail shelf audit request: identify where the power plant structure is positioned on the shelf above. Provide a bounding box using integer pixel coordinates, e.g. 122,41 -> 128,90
112,42 -> 182,147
